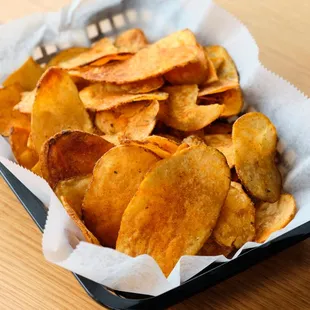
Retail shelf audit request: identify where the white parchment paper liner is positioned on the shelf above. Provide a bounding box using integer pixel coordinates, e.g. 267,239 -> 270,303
1,0 -> 310,296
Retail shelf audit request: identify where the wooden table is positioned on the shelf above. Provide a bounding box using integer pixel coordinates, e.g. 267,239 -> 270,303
0,0 -> 310,309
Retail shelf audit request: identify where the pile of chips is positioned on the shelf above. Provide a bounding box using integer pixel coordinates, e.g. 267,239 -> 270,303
0,28 -> 296,276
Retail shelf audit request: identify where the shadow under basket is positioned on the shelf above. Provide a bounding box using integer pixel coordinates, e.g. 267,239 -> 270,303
2,1 -> 310,309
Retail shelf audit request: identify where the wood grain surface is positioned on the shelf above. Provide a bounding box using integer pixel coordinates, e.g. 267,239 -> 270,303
0,0 -> 310,309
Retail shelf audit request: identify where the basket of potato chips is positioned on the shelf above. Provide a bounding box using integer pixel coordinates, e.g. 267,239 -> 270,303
1,0 -> 310,308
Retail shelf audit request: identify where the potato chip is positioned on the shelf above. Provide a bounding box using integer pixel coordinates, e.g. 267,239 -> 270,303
198,80 -> 239,97
3,57 -> 44,91
115,28 -> 148,53
158,85 -> 223,131
204,134 -> 234,168
31,162 -> 42,176
182,135 -> 206,147
204,121 -> 232,135
46,47 -> 89,68
116,144 -> 230,276
61,197 -> 100,245
213,182 -> 255,248
68,29 -> 201,83
13,90 -> 35,114
203,48 -> 218,84
145,135 -> 179,153
233,112 -> 282,202
164,44 -> 208,85
198,238 -> 232,257
255,193 -> 296,243
83,145 -> 160,247
89,53 -> 132,66
0,84 -> 30,136
30,67 -> 94,153
79,82 -> 168,111
55,175 -> 92,218
95,100 -> 159,144
9,127 -> 38,169
40,130 -> 113,188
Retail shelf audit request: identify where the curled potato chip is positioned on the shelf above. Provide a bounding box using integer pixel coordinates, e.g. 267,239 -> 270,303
158,84 -> 223,131
40,130 -> 113,188
61,197 -> 100,245
198,238 -> 232,257
55,175 -> 92,218
164,44 -> 208,85
9,127 -> 38,169
233,112 -> 281,202
68,29 -> 201,83
30,67 -> 93,152
60,38 -> 117,69
255,193 -> 296,243
46,47 -> 89,68
213,182 -> 255,248
115,28 -> 148,53
182,135 -> 206,147
83,145 -> 160,247
204,134 -> 234,168
126,135 -> 179,158
13,90 -> 35,114
3,57 -> 44,91
31,162 -> 42,176
116,144 -> 230,276
95,100 -> 159,144
198,80 -> 239,97
79,82 -> 168,111
0,84 -> 30,136
205,121 -> 232,135
89,53 -> 132,67
203,47 -> 218,84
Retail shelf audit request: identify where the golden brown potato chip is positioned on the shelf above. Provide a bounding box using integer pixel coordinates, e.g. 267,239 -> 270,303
115,28 -> 148,53
255,193 -> 296,243
31,162 -> 42,176
60,38 -> 117,69
89,53 -> 132,66
46,47 -> 89,68
55,175 -> 92,218
95,100 -> 159,144
198,238 -> 233,257
233,112 -> 282,202
145,135 -> 179,153
164,44 -> 208,85
204,122 -> 232,135
198,80 -> 239,97
158,85 -> 223,131
9,127 -> 38,169
79,82 -> 168,111
61,197 -> 100,245
213,182 -> 255,248
203,48 -> 218,84
30,67 -> 93,153
199,87 -> 243,118
204,134 -> 234,168
40,130 -> 113,188
182,135 -> 206,147
3,57 -> 44,91
0,84 -> 30,136
13,90 -> 35,114
83,145 -> 160,247
116,144 -> 230,276
68,29 -> 201,83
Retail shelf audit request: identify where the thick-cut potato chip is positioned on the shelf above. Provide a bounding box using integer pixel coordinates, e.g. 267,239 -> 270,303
116,145 -> 230,276
30,67 -> 93,153
3,57 -> 44,91
200,87 -> 243,118
204,134 -> 234,168
0,84 -> 30,136
55,175 -> 92,218
46,47 -> 89,68
198,238 -> 232,257
83,145 -> 160,247
79,82 -> 168,111
40,130 -> 113,188
165,44 -> 208,85
60,38 -> 117,69
89,53 -> 132,66
115,28 -> 148,53
213,182 -> 255,248
68,29 -> 201,83
9,127 -> 38,169
13,90 -> 35,114
95,100 -> 159,144
61,197 -> 100,245
158,85 -> 223,131
233,112 -> 281,202
255,193 -> 296,243
205,121 -> 232,135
